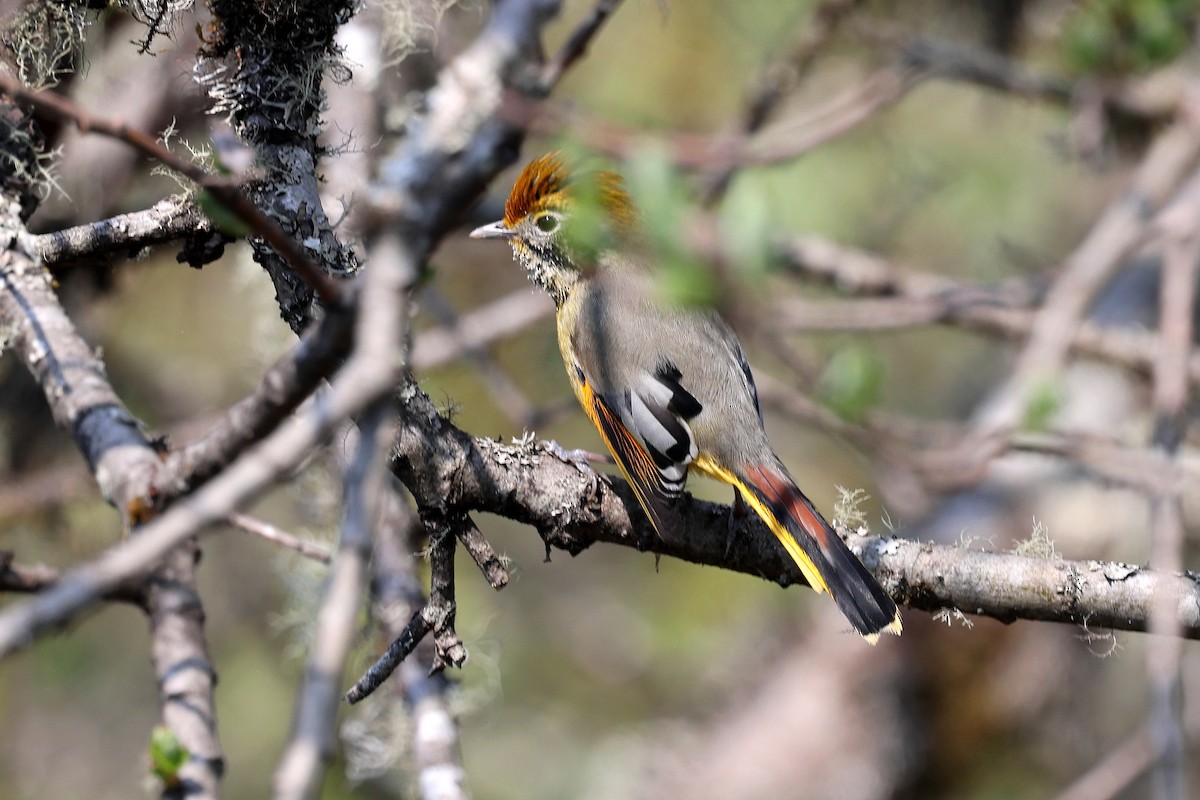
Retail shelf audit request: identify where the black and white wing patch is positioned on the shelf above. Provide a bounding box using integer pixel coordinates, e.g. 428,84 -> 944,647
580,360 -> 703,542
628,361 -> 701,493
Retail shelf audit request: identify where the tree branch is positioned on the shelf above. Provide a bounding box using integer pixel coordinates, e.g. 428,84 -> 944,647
0,71 -> 346,309
31,196 -> 214,271
273,402 -> 395,800
388,381 -> 1200,640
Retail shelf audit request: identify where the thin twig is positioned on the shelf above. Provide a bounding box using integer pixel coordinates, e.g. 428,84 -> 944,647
540,0 -> 624,90
532,65 -> 920,172
455,516 -> 509,590
344,603 -> 435,705
345,514 -> 467,703
227,513 -> 333,564
700,0 -> 864,203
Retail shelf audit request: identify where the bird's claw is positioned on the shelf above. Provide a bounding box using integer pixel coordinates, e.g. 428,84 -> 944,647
542,440 -> 612,474
725,490 -> 750,560
543,439 -> 611,505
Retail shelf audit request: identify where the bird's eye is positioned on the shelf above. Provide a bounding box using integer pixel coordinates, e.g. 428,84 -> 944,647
534,213 -> 560,234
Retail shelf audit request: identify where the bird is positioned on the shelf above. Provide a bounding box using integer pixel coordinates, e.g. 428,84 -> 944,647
470,152 -> 901,642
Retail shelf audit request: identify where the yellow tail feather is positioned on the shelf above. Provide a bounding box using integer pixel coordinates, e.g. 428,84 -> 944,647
692,455 -> 831,596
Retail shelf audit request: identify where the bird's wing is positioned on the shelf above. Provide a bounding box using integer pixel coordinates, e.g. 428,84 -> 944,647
564,277 -> 708,540
571,356 -> 701,542
709,311 -> 763,423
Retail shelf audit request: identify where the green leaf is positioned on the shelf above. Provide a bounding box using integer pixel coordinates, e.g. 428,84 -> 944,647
196,190 -> 251,238
563,168 -> 611,261
1128,0 -> 1188,68
1022,379 -> 1063,432
720,179 -> 774,283
654,255 -> 719,308
149,725 -> 189,787
623,142 -> 689,254
820,344 -> 884,423
1062,5 -> 1115,74
1061,0 -> 1199,75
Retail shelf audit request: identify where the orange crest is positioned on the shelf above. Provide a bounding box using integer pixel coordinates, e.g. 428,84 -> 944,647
504,152 -> 571,226
503,152 -> 638,233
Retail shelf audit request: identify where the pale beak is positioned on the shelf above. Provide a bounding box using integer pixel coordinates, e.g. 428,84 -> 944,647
469,220 -> 514,240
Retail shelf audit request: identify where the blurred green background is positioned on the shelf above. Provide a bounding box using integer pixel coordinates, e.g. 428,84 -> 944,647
2,0 -> 1198,798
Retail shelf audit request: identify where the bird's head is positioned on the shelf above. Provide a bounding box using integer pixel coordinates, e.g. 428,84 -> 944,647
471,152 -> 636,304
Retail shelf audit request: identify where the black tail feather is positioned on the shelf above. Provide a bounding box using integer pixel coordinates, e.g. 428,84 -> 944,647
741,464 -> 901,640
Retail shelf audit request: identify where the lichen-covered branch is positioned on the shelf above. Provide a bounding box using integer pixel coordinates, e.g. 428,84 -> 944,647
31,196 -> 215,271
390,381 -> 1200,639
1,187 -> 168,522
0,71 -> 345,307
1,93 -> 226,800
201,0 -> 360,331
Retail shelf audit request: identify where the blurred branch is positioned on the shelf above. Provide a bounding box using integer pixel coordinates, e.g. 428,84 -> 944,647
537,64 -> 918,171
885,30 -> 1187,121
1143,166 -> 1200,800
273,402 -> 395,800
539,31 -> 1197,182
978,91 -> 1200,429
699,0 -> 864,204
1057,726 -> 1156,800
640,607 -> 916,800
227,513 -> 332,564
776,235 -> 1200,387
755,361 -> 1200,504
0,552 -> 145,606
894,33 -> 1073,102
539,0 -> 623,89
411,288 -> 552,370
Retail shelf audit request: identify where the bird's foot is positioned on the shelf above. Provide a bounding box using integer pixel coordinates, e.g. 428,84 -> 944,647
725,491 -> 750,560
542,440 -> 612,506
542,440 -> 612,474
